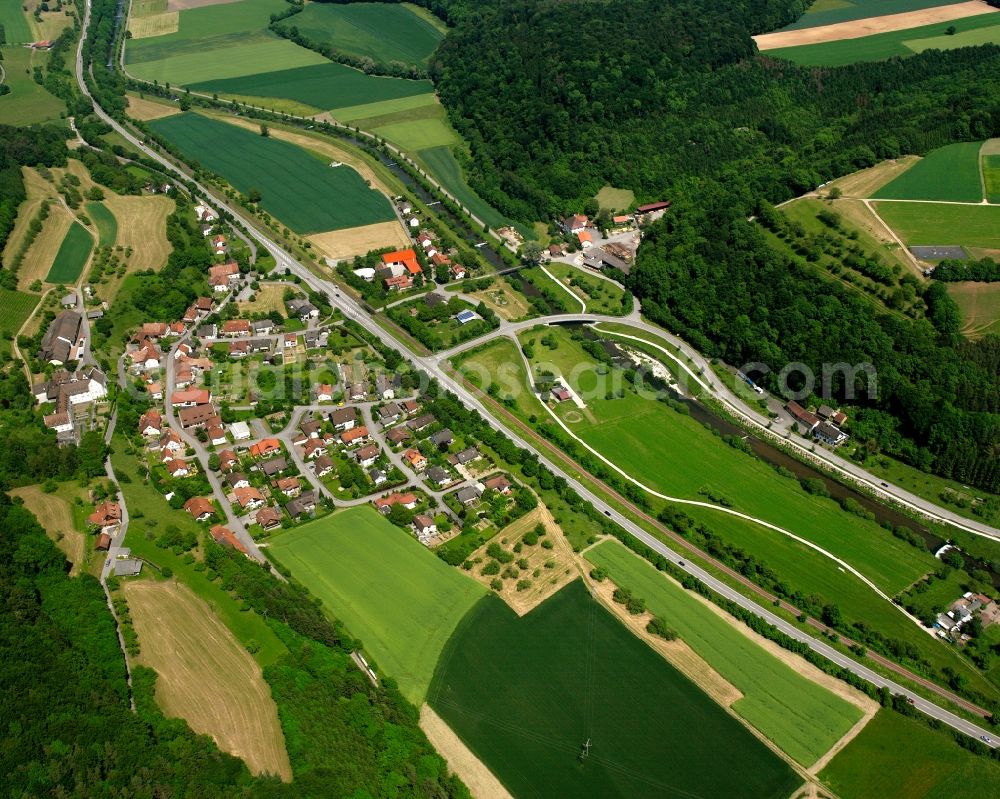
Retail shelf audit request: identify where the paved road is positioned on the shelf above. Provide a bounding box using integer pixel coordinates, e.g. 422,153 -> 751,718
75,2 -> 998,746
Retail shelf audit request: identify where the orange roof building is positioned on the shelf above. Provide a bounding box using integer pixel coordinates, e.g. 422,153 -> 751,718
382,248 -> 422,276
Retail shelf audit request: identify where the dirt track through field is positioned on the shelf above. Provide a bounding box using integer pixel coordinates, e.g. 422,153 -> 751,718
754,1 -> 998,49
123,580 -> 292,780
420,705 -> 514,799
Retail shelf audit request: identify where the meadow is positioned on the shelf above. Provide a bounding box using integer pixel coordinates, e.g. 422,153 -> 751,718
874,201 -> 1000,247
983,152 -> 1000,203
820,709 -> 1000,798
0,288 -> 40,337
415,145 -> 508,229
109,436 -> 288,666
521,327 -> 934,596
267,506 -> 486,703
777,0 -> 972,31
0,46 -> 66,125
123,579 -> 292,780
586,540 -> 864,767
544,262 -> 630,315
10,481 -> 89,575
188,61 -> 434,111
594,185 -> 635,211
429,581 -> 802,799
0,0 -> 32,42
291,2 -> 444,67
148,113 -> 396,234
873,141 -> 985,203
86,201 -> 118,248
769,13 -> 1000,65
947,281 -> 1000,338
46,222 -> 93,283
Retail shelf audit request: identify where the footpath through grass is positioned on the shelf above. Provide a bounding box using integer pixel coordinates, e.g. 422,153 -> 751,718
46,222 -> 93,283
149,112 -> 396,234
874,141 -> 985,203
586,540 -> 863,766
429,580 -> 801,799
820,709 -> 1000,798
267,506 -> 486,703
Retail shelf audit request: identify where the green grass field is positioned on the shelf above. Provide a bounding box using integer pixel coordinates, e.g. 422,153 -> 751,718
983,153 -> 1000,204
189,60 -> 433,110
769,13 -> 1000,65
46,222 -> 93,284
874,142 -> 985,203
430,581 -> 801,799
86,201 -> 117,248
874,201 -> 1000,247
947,281 -> 1000,339
820,709 -> 1000,798
522,327 -> 934,595
128,35 -> 327,85
0,0 -> 33,43
545,263 -> 630,315
594,185 -> 635,212
148,112 -> 396,234
0,46 -> 67,125
291,2 -> 444,67
0,287 -> 39,338
415,145 -> 508,228
777,0 -> 969,31
267,506 -> 485,703
586,541 -> 863,766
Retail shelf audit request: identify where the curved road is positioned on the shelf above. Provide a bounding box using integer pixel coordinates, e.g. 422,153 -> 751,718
76,1 -> 998,746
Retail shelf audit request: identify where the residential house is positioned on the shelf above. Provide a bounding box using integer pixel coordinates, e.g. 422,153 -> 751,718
386,426 -> 411,446
450,446 -> 481,466
551,386 -> 572,402
184,497 -> 216,522
260,456 -> 288,477
577,230 -> 593,249
256,506 -> 283,531
400,398 -> 420,415
483,475 -> 512,495
328,403 -> 349,425
407,413 -> 435,432
212,234 -> 227,255
313,454 -> 335,478
87,501 -> 122,535
139,409 -> 163,437
450,264 -> 467,280
164,458 -> 193,478
303,439 -> 327,460
158,429 -> 184,454
198,324 -> 218,339
210,524 -> 247,554
225,472 -> 250,490
379,402 -> 402,423
375,374 -> 395,400
221,320 -> 251,338
341,425 -> 370,446
128,342 -> 162,373
373,492 -> 418,514
249,319 -> 274,336
427,465 -> 451,487
429,428 -> 453,448
404,448 -> 427,471
455,485 -> 481,507
229,421 -> 252,441
315,384 -> 335,403
815,422 -> 848,447
233,487 -> 266,511
208,422 -> 228,446
276,476 -> 302,497
412,514 -> 437,539
304,329 -> 328,350
370,468 -> 387,486
178,404 -> 217,430
300,418 -> 323,439
561,214 -> 589,235
786,401 -> 820,433
349,383 -> 367,401
354,443 -> 379,467
219,449 -> 239,472
384,274 -> 414,291
287,298 -> 319,321
286,491 -> 317,520
249,438 -> 281,459
171,389 -> 211,408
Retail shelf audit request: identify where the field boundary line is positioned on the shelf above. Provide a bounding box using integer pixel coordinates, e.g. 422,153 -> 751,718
516,337 -> 928,634
540,263 -> 585,311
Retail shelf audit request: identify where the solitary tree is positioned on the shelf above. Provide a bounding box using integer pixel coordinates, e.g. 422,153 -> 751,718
259,123 -> 269,137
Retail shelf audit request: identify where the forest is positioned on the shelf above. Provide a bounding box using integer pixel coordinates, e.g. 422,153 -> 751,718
414,0 -> 1000,493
